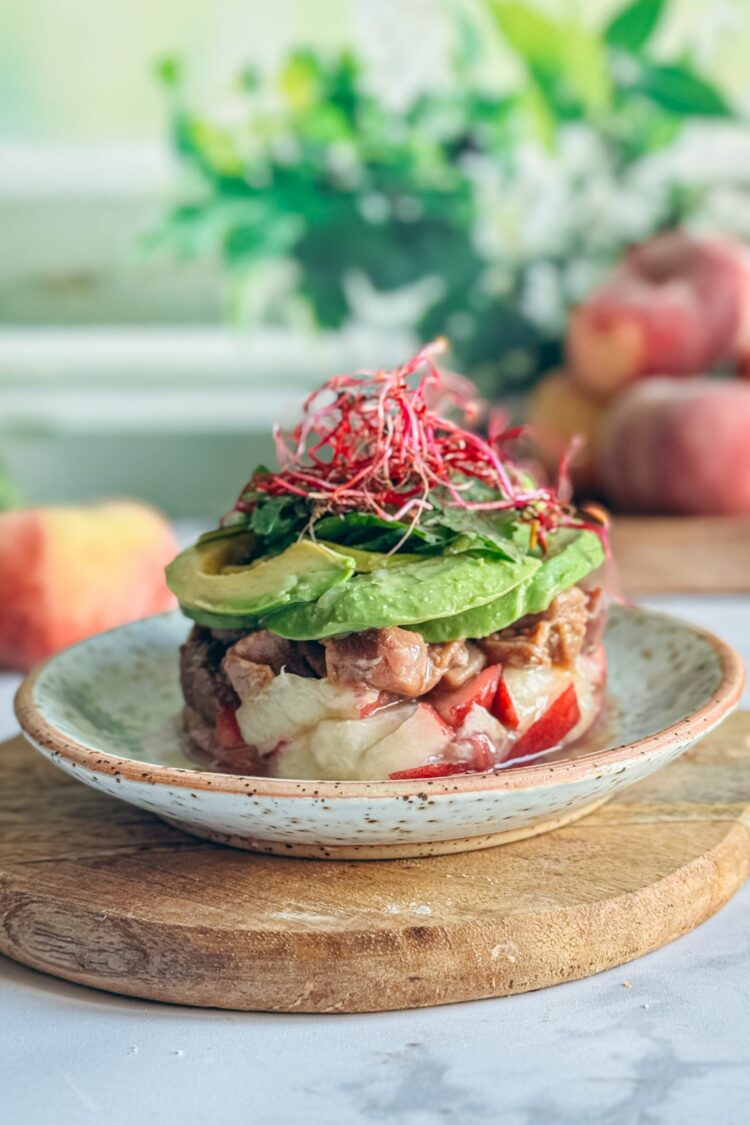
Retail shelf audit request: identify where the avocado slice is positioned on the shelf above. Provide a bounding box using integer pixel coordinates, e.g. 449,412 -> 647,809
166,535 -> 355,626
262,552 -> 541,640
412,529 -> 604,642
316,541 -> 422,572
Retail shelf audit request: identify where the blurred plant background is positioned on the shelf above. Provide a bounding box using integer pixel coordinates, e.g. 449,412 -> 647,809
154,0 -> 750,390
2,0 -> 750,512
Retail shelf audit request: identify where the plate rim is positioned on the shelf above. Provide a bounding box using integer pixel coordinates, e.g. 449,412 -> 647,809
14,605 -> 745,799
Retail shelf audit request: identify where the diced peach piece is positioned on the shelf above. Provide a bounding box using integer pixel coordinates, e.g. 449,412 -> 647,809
215,707 -> 247,750
453,705 -> 508,769
506,684 -> 581,762
307,704 -> 413,779
0,501 -> 178,671
499,665 -> 570,733
598,378 -> 750,514
389,762 -> 472,780
567,231 -> 743,397
528,369 -> 608,493
429,666 -> 502,729
362,703 -> 453,780
491,673 -> 520,729
236,671 -> 379,755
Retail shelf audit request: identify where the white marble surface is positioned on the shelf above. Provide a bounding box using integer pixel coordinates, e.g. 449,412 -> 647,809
1,594 -> 749,1125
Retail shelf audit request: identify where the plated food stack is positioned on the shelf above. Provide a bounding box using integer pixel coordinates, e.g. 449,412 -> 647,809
166,344 -> 607,781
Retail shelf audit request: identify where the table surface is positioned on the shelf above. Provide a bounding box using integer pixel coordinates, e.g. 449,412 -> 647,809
1,594 -> 749,1125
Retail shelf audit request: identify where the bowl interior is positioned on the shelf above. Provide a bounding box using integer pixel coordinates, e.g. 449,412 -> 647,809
26,605 -> 729,780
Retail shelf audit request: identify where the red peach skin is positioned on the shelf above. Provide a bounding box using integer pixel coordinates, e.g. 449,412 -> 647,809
731,246 -> 750,371
567,232 -> 743,398
0,501 -> 178,671
598,379 -> 750,515
506,683 -> 581,763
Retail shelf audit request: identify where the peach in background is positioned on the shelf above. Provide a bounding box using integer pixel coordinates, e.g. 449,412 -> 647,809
0,500 -> 178,671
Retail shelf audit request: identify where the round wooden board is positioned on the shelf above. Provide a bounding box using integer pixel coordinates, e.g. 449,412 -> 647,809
2,714 -> 750,1014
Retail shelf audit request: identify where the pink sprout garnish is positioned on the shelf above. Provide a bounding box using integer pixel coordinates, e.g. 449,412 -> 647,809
232,341 -> 604,550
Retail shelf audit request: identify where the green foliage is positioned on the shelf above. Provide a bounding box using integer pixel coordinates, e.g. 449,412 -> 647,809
233,492 -> 312,554
492,1 -> 612,126
605,0 -> 665,53
314,504 -> 521,559
633,64 -> 731,116
313,512 -> 445,553
205,488 -> 526,561
486,0 -> 731,142
248,496 -> 308,548
155,0 -> 736,389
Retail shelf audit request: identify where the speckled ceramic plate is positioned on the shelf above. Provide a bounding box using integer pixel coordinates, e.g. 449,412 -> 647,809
15,606 -> 744,859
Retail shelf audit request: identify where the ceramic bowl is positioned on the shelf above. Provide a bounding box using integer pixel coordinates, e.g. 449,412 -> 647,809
15,606 -> 744,859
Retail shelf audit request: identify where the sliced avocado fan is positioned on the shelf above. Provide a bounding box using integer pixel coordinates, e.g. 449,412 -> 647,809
262,552 -> 541,641
167,526 -> 603,640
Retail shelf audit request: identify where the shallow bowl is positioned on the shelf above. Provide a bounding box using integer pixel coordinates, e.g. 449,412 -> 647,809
15,606 -> 744,859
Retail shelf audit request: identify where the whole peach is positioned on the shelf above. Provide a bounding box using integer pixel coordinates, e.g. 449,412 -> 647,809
0,500 -> 178,671
567,232 -> 744,398
729,244 -> 750,371
598,378 -> 750,514
528,369 -> 607,493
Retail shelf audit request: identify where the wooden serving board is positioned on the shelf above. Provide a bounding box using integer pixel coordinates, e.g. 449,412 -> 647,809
2,715 -> 750,1014
611,515 -> 750,595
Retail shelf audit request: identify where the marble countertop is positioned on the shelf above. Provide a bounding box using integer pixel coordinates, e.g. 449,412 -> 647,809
1,594 -> 749,1125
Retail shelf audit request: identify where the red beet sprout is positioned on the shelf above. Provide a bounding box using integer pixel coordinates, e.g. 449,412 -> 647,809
232,341 -> 600,549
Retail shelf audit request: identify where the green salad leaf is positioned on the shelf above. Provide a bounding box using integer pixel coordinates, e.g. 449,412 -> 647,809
312,511 -> 446,553
249,496 -> 309,549
313,500 -> 524,562
420,503 -> 524,561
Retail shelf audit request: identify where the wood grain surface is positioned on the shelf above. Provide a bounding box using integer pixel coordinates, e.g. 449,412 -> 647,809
612,516 -> 750,595
1,715 -> 750,1013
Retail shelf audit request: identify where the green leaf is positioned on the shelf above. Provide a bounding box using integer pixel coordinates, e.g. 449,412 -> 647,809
519,82 -> 557,147
634,64 -> 732,117
313,512 -> 448,554
490,0 -> 561,66
489,1 -> 611,123
605,0 -> 664,53
420,505 -> 522,561
559,23 -> 612,113
314,501 -> 527,561
153,31 -> 739,395
242,495 -> 311,553
155,55 -> 182,88
184,119 -> 245,176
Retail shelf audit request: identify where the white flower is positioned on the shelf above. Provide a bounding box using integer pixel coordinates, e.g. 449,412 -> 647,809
519,262 -> 565,333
